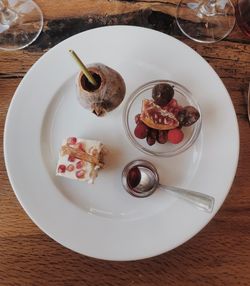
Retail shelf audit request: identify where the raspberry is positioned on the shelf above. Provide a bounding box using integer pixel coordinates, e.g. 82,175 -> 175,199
58,164 -> 66,173
67,137 -> 77,145
66,164 -> 74,172
168,128 -> 184,144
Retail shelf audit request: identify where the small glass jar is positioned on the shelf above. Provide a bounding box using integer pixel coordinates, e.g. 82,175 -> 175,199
121,160 -> 159,198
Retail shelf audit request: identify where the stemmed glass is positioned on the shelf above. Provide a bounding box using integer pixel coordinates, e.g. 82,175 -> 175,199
0,0 -> 43,50
176,0 -> 236,43
236,0 -> 250,37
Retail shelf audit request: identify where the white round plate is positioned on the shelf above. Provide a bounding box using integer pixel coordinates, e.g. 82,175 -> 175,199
4,26 -> 239,261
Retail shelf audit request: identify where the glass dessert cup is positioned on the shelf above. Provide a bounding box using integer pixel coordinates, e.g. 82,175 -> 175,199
123,80 -> 202,158
176,0 -> 235,43
0,0 -> 43,51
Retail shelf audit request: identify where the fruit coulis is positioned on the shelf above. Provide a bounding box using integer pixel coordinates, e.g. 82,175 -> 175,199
80,72 -> 102,92
127,166 -> 141,189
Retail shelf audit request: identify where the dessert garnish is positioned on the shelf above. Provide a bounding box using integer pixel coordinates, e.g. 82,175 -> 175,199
134,83 -> 200,146
140,99 -> 179,130
69,50 -> 126,117
69,49 -> 97,87
56,137 -> 106,184
152,83 -> 174,106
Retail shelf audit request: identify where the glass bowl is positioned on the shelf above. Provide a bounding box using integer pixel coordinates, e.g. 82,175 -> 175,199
123,80 -> 202,157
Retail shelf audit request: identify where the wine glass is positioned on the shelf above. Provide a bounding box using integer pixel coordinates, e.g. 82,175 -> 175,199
176,0 -> 236,43
0,0 -> 43,51
236,0 -> 250,37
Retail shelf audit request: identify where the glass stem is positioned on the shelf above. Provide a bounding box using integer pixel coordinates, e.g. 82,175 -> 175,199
0,0 -> 18,26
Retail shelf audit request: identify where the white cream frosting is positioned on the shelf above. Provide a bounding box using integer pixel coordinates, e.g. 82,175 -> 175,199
56,138 -> 104,184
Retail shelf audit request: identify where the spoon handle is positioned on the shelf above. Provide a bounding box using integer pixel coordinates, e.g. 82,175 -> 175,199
158,184 -> 215,213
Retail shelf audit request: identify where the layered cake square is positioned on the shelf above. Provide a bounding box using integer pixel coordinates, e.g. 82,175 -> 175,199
56,137 -> 106,184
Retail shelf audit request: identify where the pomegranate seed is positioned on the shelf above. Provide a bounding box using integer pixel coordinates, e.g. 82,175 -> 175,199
66,164 -> 75,172
67,137 -> 77,145
76,170 -> 85,179
68,155 -> 75,162
77,143 -> 84,151
66,164 -> 74,172
76,161 -> 83,169
58,164 -> 66,173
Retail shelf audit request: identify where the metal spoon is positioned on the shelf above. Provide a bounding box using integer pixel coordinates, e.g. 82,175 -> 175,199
122,160 -> 215,213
